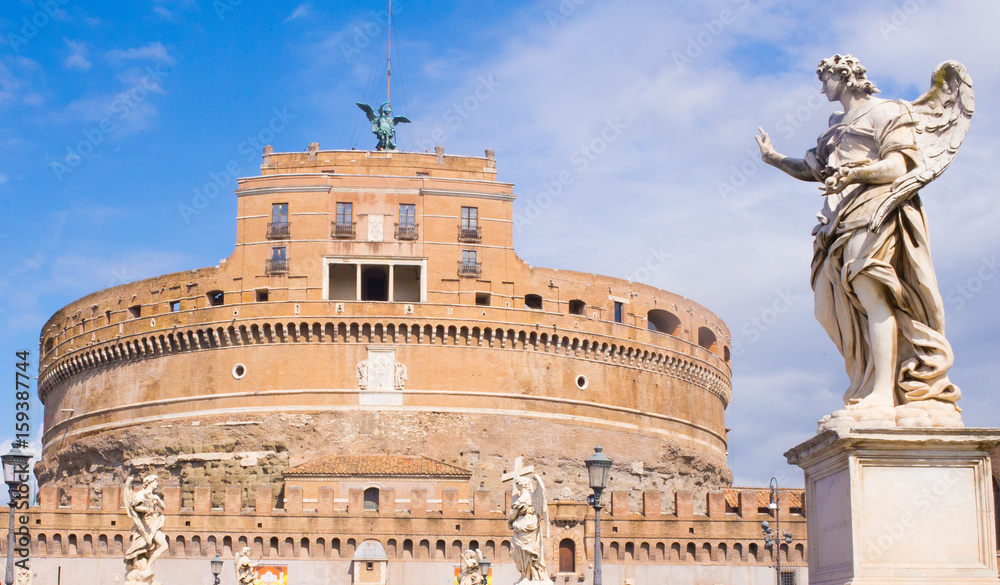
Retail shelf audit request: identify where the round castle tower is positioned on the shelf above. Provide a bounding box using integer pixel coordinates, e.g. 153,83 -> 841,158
37,146 -> 733,506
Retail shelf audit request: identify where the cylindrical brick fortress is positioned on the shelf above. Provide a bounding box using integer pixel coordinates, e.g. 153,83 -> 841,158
37,148 -> 733,503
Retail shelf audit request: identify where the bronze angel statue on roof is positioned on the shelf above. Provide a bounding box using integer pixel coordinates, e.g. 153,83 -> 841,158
755,55 -> 974,430
357,101 -> 411,151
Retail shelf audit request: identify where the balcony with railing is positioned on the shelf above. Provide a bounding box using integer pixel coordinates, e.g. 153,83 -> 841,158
395,223 -> 419,241
457,260 -> 482,278
267,221 -> 290,239
457,225 -> 482,242
332,222 -> 357,239
266,258 -> 289,275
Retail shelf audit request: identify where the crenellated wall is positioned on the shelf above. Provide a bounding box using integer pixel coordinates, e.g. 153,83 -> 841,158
6,484 -> 807,576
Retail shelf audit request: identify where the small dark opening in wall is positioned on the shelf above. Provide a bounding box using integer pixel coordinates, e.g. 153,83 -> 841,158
185,521 -> 191,527
612,526 -> 618,533
105,310 -> 112,324
169,301 -> 180,312
128,305 -> 141,319
525,294 -> 542,310
207,291 -> 224,306
569,299 -> 586,315
256,289 -> 269,302
416,171 -> 429,177
475,292 -> 491,306
366,562 -> 374,571
322,169 -> 336,174
110,520 -> 116,526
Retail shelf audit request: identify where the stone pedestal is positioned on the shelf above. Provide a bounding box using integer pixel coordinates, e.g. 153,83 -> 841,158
785,428 -> 1000,585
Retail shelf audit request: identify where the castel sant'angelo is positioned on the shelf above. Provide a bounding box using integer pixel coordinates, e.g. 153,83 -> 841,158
26,144 -> 808,583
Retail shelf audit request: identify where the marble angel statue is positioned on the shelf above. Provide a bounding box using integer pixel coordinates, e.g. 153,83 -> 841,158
458,548 -> 485,585
235,546 -> 257,585
756,55 -> 974,429
123,474 -> 169,585
508,475 -> 553,585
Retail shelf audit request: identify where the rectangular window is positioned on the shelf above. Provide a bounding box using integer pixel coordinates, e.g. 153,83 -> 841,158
462,250 -> 477,264
399,204 -> 415,228
271,203 -> 288,223
461,207 -> 478,228
614,301 -> 624,323
256,289 -> 269,302
128,305 -> 141,319
475,292 -> 491,306
336,202 -> 353,226
271,247 -> 286,261
169,301 -> 180,312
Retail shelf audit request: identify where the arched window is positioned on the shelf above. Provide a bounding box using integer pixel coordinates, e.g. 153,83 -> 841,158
698,327 -> 719,353
363,487 -> 380,511
524,294 -> 543,310
647,309 -> 681,335
559,538 -> 575,573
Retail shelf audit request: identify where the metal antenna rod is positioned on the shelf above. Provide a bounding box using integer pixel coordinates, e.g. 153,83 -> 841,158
386,0 -> 392,104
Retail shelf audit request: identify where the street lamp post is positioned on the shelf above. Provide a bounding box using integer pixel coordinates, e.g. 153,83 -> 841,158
585,447 -> 612,585
478,554 -> 491,584
760,477 -> 793,585
210,554 -> 223,585
3,446 -> 31,585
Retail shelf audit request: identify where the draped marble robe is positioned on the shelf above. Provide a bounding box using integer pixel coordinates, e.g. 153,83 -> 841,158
806,99 -> 960,408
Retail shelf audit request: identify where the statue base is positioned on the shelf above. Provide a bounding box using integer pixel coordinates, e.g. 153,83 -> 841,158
785,428 -> 1000,585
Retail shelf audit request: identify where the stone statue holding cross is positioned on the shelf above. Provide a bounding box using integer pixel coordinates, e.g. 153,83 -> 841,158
502,457 -> 552,585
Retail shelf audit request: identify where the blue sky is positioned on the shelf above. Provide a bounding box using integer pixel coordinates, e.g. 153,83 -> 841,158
2,0 -> 1000,498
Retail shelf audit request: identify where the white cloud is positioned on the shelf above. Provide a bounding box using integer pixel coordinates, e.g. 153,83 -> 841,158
285,4 -> 309,23
63,39 -> 91,71
0,173 -> 7,186
106,42 -> 176,65
153,6 -> 174,20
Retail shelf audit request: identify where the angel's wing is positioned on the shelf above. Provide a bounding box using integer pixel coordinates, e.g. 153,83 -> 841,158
531,473 -> 549,563
356,102 -> 377,123
122,477 -> 135,510
393,116 -> 411,125
870,60 -> 974,231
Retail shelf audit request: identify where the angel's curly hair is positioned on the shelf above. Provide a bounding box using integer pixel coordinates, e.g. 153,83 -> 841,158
817,54 -> 880,95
